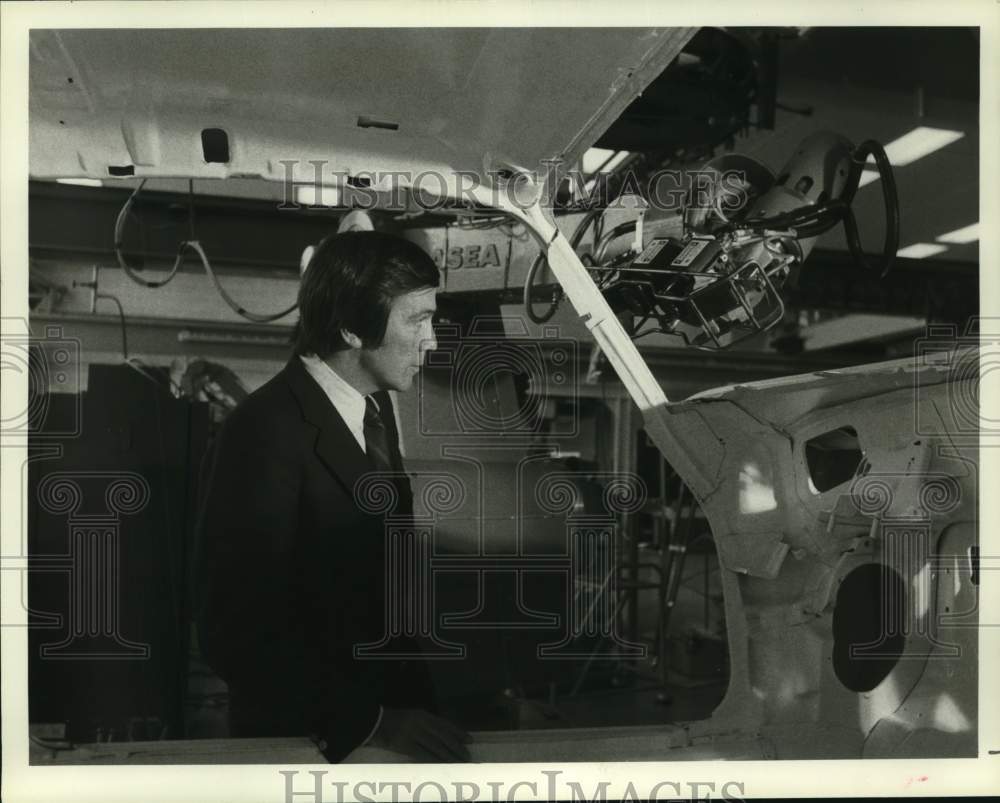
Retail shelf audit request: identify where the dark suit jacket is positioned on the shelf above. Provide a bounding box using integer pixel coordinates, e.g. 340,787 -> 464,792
194,357 -> 427,761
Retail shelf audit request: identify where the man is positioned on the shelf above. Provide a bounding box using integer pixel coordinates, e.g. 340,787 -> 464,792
194,231 -> 470,762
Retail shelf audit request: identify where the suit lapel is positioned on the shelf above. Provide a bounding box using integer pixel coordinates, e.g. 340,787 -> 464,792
281,357 -> 370,498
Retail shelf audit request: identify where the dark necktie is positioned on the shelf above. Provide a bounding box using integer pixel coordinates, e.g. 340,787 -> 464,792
363,396 -> 395,474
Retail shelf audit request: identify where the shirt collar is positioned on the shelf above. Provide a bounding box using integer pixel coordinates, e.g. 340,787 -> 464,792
299,353 -> 368,436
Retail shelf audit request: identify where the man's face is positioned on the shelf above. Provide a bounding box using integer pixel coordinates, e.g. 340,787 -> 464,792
359,286 -> 438,392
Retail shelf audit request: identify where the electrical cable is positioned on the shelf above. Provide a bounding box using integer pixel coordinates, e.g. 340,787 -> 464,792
95,292 -> 128,360
718,140 -> 898,277
125,358 -> 183,395
180,240 -> 297,323
631,326 -> 663,341
841,140 -> 899,278
524,207 -> 601,324
114,180 -> 298,322
523,152 -> 647,322
114,180 -> 184,289
593,221 -> 637,265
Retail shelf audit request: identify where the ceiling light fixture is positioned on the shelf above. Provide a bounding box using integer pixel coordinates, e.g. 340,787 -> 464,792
857,170 -> 880,188
897,242 -> 949,259
883,126 -> 964,166
856,126 -> 964,189
582,147 -> 630,175
295,185 -> 340,207
56,178 -> 102,187
936,223 -> 980,244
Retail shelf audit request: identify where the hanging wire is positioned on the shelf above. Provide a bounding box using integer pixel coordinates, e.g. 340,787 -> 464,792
114,180 -> 183,289
524,207 -> 603,324
94,291 -> 128,359
180,240 -> 297,323
113,179 -> 297,323
716,140 -> 898,277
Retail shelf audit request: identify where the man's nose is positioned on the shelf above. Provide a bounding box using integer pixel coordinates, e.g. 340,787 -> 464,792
419,324 -> 437,358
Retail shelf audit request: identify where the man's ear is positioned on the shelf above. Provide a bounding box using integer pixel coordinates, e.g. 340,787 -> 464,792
340,329 -> 363,349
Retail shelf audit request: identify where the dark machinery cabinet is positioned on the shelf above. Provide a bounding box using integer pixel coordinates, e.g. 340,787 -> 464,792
28,364 -> 210,743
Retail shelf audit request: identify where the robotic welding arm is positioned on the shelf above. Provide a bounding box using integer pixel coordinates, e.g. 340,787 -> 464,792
529,131 -> 900,350
475,131 -> 899,498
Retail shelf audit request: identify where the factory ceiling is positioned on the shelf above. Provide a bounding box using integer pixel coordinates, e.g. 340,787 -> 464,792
29,27 -> 980,267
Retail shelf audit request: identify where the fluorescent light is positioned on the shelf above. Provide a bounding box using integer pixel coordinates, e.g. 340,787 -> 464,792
581,148 -> 630,175
936,223 -> 979,244
897,242 -> 948,259
582,148 -> 615,174
855,126 -> 964,190
883,126 -> 964,166
295,185 -> 340,206
857,170 -> 881,188
56,178 -> 102,187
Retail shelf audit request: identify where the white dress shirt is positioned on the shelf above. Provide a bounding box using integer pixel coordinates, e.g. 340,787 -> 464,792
298,353 -> 385,746
299,354 -> 369,452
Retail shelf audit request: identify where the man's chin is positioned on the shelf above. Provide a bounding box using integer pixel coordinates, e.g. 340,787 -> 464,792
393,374 -> 416,393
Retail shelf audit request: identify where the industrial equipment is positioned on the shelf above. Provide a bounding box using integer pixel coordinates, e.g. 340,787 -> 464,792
14,24 -> 981,777
584,133 -> 898,348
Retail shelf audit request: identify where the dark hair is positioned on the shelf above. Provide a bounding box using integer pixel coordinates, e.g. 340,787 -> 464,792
292,231 -> 439,358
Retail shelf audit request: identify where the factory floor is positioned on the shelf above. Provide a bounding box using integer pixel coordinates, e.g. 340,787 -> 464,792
519,675 -> 728,731
434,655 -> 729,734
186,606 -> 731,739
186,656 -> 728,740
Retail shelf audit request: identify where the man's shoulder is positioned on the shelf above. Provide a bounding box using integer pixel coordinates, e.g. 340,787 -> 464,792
222,365 -> 302,434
